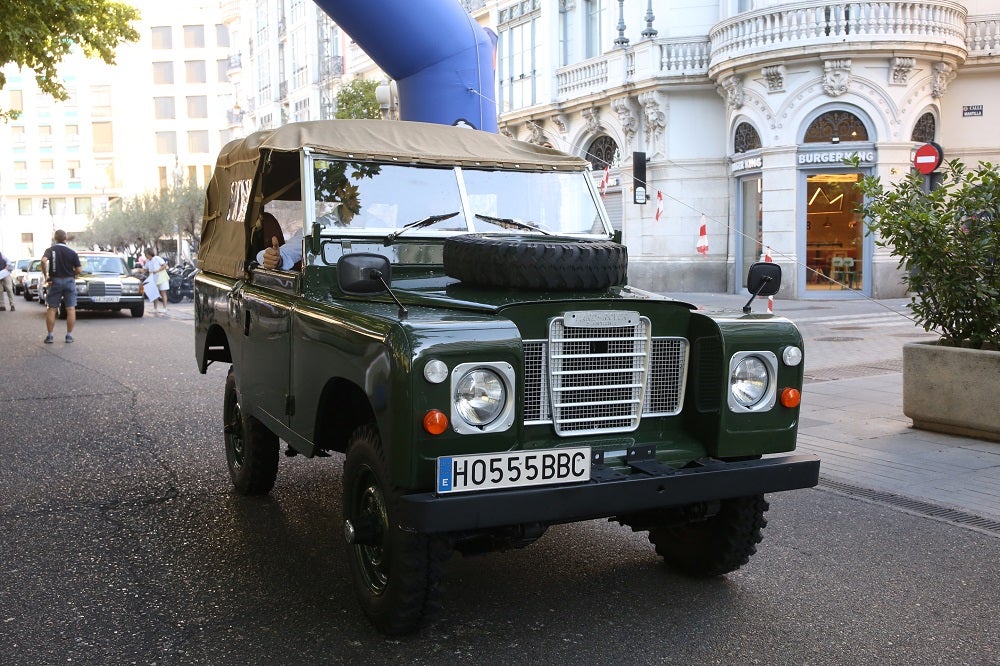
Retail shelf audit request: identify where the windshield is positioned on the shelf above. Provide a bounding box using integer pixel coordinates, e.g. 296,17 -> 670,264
464,169 -> 605,235
80,256 -> 128,274
28,260 -> 42,272
309,158 -> 608,237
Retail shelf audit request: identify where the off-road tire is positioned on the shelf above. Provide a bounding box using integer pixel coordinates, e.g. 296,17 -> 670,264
443,234 -> 627,291
223,368 -> 279,495
648,494 -> 769,577
343,425 -> 450,635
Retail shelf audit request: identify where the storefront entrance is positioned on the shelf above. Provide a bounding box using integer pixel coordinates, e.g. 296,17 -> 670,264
804,172 -> 864,291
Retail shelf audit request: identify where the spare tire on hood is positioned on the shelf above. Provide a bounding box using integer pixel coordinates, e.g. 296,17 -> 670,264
443,234 -> 627,291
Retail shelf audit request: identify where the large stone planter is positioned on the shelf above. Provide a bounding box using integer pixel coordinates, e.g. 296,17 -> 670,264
903,341 -> 1000,442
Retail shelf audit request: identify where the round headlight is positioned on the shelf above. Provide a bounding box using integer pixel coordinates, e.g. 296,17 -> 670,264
731,356 -> 770,407
454,369 -> 506,426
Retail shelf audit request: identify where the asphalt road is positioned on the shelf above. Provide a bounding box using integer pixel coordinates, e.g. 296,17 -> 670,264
2,301 -> 998,665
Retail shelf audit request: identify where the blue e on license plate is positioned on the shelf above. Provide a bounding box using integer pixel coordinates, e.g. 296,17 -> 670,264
437,447 -> 591,494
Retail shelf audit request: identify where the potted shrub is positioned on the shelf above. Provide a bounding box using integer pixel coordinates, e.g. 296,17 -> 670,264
854,158 -> 1000,441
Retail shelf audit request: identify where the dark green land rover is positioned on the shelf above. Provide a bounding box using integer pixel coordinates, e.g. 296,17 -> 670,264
195,119 -> 819,634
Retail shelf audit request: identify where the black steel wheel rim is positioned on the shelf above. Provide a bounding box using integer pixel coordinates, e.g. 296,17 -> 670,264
352,465 -> 389,595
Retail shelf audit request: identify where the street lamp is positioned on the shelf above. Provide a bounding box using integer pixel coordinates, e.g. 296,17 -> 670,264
173,156 -> 183,266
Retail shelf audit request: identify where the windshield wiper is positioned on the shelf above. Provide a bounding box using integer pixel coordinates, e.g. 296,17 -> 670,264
474,214 -> 553,235
383,211 -> 460,245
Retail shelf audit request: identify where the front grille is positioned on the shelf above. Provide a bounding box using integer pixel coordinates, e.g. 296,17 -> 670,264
88,282 -> 121,298
524,313 -> 688,435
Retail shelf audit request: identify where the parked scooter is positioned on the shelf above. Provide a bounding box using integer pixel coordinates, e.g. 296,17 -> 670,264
167,261 -> 198,303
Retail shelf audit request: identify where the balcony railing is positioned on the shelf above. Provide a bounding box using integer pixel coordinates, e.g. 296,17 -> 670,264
966,14 -> 1000,59
555,37 -> 711,100
709,0 -> 968,74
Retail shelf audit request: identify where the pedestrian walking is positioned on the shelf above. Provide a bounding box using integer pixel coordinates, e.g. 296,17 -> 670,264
143,249 -> 170,315
41,229 -> 82,343
0,249 -> 14,311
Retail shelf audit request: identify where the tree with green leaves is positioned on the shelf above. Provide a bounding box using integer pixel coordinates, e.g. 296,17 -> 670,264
854,158 -> 1000,349
0,0 -> 140,121
87,178 -> 204,261
335,79 -> 382,120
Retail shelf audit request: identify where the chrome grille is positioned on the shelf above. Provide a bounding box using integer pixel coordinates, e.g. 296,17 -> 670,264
524,317 -> 688,433
88,282 -> 121,298
644,338 -> 689,415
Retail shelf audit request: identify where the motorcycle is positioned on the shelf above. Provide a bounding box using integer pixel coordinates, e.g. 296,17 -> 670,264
167,261 -> 198,303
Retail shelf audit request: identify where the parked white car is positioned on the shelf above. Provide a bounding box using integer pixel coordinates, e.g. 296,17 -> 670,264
11,258 -> 31,295
23,258 -> 45,302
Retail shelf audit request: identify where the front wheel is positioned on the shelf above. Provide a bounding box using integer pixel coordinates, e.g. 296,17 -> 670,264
648,494 -> 769,577
130,301 -> 144,318
223,368 -> 278,495
343,425 -> 450,635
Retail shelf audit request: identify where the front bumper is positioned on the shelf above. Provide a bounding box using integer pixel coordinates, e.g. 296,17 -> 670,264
76,295 -> 144,310
398,454 -> 820,534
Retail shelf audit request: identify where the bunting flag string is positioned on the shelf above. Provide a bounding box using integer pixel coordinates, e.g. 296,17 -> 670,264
696,214 -> 708,255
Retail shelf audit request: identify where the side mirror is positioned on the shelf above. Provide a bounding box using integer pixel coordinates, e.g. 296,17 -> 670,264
743,262 -> 782,313
746,261 -> 781,297
337,253 -> 391,295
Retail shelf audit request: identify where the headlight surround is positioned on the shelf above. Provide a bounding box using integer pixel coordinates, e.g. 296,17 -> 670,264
122,281 -> 140,295
75,281 -> 88,295
450,361 -> 516,434
728,351 -> 778,412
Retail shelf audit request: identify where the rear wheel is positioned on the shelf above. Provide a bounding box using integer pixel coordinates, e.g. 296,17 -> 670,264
343,425 -> 450,635
223,368 -> 278,495
648,494 -> 768,577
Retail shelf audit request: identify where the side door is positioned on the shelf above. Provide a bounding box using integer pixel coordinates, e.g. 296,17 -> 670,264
237,269 -> 296,437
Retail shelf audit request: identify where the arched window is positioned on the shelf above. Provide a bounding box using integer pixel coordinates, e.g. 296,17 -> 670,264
804,110 -> 868,143
911,112 -> 936,143
734,122 -> 762,153
586,135 -> 620,170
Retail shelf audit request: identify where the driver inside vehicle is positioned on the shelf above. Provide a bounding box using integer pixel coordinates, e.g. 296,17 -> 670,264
255,210 -> 302,271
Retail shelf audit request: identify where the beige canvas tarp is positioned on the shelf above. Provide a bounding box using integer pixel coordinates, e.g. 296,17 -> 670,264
199,119 -> 589,278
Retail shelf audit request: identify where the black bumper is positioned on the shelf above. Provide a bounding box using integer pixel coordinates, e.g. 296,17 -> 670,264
398,454 -> 820,534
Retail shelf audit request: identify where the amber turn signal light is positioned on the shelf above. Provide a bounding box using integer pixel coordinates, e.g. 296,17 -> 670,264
780,387 -> 801,408
423,409 -> 449,435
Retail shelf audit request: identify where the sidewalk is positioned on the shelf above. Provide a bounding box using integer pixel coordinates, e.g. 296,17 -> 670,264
681,291 -> 1000,531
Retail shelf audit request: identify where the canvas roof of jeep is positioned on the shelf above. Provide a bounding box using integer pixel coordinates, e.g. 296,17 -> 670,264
200,119 -> 591,277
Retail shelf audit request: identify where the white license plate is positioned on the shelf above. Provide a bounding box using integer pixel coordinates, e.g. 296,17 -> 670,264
437,447 -> 591,494
91,296 -> 119,302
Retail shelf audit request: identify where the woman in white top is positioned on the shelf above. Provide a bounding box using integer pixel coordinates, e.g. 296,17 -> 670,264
143,249 -> 170,315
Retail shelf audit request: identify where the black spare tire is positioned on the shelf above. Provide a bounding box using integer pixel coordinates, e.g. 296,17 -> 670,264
443,234 -> 627,291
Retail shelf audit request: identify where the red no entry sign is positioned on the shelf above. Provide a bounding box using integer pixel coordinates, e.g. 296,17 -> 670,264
913,142 -> 943,175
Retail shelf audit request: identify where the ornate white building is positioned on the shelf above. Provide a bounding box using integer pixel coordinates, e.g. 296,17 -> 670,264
475,0 -> 1000,298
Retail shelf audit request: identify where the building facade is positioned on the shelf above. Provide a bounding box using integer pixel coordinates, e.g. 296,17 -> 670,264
477,0 -> 1000,298
0,0 -> 232,259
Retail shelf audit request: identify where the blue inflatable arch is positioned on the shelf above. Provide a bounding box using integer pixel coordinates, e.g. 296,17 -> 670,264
314,0 -> 498,132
